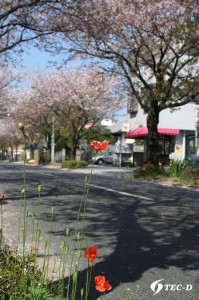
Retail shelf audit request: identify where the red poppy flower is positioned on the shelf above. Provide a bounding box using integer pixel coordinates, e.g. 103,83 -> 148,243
95,275 -> 105,286
84,247 -> 98,263
90,140 -> 109,151
95,275 -> 112,292
0,194 -> 4,201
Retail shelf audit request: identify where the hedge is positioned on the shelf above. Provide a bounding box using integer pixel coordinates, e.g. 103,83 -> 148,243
61,160 -> 88,169
121,161 -> 134,168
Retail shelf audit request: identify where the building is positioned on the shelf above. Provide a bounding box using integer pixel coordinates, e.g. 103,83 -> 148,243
109,102 -> 199,166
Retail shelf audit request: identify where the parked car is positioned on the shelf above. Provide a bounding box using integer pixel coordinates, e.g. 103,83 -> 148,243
92,152 -> 115,165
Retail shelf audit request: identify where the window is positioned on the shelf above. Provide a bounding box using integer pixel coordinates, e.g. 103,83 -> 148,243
186,135 -> 195,159
158,136 -> 173,155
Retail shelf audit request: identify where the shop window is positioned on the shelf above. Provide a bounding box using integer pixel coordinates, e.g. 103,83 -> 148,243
158,136 -> 174,165
158,136 -> 172,155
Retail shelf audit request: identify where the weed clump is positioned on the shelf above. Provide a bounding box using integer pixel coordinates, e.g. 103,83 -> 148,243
134,165 -> 169,180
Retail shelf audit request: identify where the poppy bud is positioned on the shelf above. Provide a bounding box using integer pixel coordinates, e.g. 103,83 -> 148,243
38,185 -> 42,192
18,123 -> 24,130
0,194 -> 4,201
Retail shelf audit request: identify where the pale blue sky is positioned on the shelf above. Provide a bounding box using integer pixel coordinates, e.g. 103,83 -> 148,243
18,47 -> 58,70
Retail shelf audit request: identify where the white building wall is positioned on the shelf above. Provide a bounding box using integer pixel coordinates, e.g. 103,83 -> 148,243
159,103 -> 196,130
128,104 -> 147,130
127,102 -> 196,131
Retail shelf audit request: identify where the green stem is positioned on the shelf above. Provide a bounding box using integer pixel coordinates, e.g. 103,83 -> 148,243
58,240 -> 65,292
71,266 -> 78,300
44,207 -> 54,283
66,162 -> 94,299
85,264 -> 93,300
21,141 -> 27,295
42,240 -> 48,285
31,212 -> 35,253
16,196 -> 23,256
61,228 -> 70,296
66,161 -> 94,300
35,188 -> 41,238
0,203 -> 2,248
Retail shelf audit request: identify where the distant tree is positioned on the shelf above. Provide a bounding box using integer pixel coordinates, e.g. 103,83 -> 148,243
47,0 -> 199,164
80,125 -> 116,161
10,87 -> 51,159
81,125 -> 115,144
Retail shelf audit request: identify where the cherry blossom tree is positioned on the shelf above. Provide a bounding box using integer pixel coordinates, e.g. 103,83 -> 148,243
12,67 -> 124,160
3,1 -> 198,163
0,120 -> 23,160
0,0 -> 56,64
46,0 -> 199,164
0,67 -> 18,118
10,87 -> 50,159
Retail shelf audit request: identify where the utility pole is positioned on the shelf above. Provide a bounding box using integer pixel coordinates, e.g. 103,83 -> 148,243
51,112 -> 55,163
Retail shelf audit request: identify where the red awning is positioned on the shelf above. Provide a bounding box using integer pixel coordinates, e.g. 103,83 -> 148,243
125,127 -> 180,139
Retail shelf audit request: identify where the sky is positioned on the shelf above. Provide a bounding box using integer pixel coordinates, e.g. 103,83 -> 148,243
16,46 -> 128,122
17,46 -> 59,70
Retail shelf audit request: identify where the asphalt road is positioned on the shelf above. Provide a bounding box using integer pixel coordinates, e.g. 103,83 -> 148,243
0,162 -> 199,300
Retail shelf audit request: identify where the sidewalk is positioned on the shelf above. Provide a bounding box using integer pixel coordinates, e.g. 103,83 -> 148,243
14,160 -> 136,175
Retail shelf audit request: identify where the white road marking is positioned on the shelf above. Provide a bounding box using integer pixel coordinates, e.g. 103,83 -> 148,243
90,184 -> 153,200
42,172 -> 55,177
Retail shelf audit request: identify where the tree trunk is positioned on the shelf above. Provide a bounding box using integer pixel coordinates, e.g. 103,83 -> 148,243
15,145 -> 18,161
70,137 -> 78,160
70,140 -> 77,160
11,147 -> 14,161
30,144 -> 34,160
70,147 -> 76,160
146,106 -> 160,165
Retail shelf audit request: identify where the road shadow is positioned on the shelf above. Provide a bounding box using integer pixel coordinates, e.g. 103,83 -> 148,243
46,181 -> 199,299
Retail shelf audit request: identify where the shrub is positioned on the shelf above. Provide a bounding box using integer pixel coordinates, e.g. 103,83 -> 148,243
78,160 -> 88,168
181,166 -> 199,180
62,160 -> 77,168
121,161 -> 134,168
61,160 -> 88,169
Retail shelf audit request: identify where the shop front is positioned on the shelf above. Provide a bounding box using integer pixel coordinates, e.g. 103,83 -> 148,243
125,127 -> 180,165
